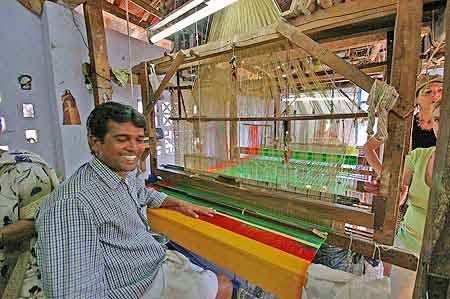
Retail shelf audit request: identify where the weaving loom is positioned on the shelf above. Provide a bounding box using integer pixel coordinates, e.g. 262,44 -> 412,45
135,1 -> 421,298
145,45 -> 376,297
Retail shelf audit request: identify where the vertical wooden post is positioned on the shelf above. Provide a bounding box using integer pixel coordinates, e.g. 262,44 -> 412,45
414,3 -> 450,297
230,91 -> 238,160
229,58 -> 239,160
384,30 -> 394,85
374,0 -> 423,245
138,63 -> 158,175
84,0 -> 112,105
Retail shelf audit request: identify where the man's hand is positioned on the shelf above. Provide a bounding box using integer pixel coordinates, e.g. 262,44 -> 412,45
161,197 -> 216,218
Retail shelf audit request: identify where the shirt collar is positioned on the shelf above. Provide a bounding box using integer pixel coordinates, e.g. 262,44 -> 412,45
89,157 -> 127,189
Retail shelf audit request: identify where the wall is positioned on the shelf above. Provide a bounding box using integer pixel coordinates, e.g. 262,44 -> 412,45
0,0 -> 62,172
0,1 -> 165,177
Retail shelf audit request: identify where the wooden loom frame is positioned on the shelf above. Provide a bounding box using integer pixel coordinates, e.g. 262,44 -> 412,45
133,0 -> 446,297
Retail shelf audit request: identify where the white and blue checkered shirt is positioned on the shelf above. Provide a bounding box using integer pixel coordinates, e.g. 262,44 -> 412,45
36,157 -> 168,298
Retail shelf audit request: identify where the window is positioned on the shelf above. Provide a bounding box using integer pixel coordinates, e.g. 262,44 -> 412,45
25,129 -> 38,144
0,145 -> 8,151
22,103 -> 35,118
137,99 -> 143,113
0,117 -> 5,134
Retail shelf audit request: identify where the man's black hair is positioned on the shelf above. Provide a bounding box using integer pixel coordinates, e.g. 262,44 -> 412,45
87,101 -> 146,141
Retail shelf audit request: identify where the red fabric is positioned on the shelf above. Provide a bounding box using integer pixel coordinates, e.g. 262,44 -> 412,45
198,214 -> 316,261
249,125 -> 259,154
147,185 -> 161,191
147,184 -> 317,261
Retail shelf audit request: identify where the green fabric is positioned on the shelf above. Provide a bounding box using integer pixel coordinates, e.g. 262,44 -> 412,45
159,183 -> 327,249
255,148 -> 358,165
214,158 -> 353,196
397,147 -> 435,253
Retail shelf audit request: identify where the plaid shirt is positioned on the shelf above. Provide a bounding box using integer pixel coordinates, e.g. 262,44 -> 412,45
36,157 -> 167,298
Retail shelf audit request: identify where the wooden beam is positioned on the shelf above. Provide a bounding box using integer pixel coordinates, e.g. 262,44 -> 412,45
139,63 -> 158,175
321,31 -> 387,53
84,0 -> 112,105
327,232 -> 417,271
375,0 -> 423,245
130,0 -> 161,18
135,0 -> 399,75
276,21 -> 375,93
101,0 -> 153,29
170,112 -> 369,122
147,51 -> 186,111
414,2 -> 450,296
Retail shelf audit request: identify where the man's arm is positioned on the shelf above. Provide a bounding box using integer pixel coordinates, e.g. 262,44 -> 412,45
137,183 -> 215,218
160,196 -> 215,218
36,197 -> 107,298
137,184 -> 167,208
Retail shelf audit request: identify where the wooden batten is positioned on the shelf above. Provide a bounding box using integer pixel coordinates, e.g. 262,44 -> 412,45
157,168 -> 375,228
276,21 -> 375,93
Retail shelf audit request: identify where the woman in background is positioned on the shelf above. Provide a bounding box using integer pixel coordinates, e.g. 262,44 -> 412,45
365,101 -> 442,298
364,74 -> 443,176
0,150 -> 58,298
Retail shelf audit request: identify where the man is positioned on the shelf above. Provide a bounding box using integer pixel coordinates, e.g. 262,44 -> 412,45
36,102 -> 232,299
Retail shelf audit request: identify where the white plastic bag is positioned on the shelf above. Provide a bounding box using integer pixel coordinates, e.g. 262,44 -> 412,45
302,264 -> 391,299
148,64 -> 160,92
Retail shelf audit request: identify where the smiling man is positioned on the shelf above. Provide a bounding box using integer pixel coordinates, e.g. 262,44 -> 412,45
36,102 -> 232,299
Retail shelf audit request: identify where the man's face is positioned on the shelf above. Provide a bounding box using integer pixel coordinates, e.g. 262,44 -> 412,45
90,121 -> 145,178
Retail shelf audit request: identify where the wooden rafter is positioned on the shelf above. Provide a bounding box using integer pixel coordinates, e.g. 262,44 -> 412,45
130,0 -> 161,18
101,0 -> 152,28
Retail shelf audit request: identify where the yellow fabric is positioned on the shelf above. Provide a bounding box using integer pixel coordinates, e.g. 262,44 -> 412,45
148,208 -> 309,299
397,147 -> 435,253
